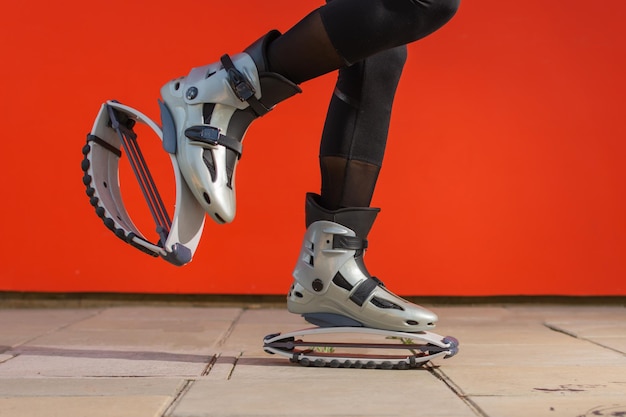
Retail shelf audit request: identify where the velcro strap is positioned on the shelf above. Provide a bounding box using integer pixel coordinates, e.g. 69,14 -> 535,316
333,235 -> 367,251
184,126 -> 243,158
349,277 -> 381,307
220,54 -> 269,117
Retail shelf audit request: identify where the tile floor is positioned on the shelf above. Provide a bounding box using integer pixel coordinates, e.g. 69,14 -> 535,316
0,303 -> 624,417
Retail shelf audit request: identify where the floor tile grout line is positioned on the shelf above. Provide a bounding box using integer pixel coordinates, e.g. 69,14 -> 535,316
543,323 -> 626,356
226,352 -> 243,380
216,308 -> 246,348
427,364 -> 490,417
201,354 -> 220,376
160,378 -> 195,417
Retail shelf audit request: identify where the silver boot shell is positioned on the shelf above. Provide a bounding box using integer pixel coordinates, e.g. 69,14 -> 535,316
288,220 -> 438,332
160,53 -> 259,224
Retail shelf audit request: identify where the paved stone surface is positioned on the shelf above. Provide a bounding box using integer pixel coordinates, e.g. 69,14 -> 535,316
171,375 -> 475,417
0,309 -> 99,348
0,377 -> 184,417
0,396 -> 173,417
0,304 -> 624,417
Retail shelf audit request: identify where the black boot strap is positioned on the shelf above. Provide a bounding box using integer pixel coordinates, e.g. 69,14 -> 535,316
184,126 -> 243,159
333,235 -> 368,251
349,277 -> 382,307
220,54 -> 270,117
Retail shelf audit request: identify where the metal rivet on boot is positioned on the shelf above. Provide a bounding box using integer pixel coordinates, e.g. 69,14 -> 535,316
186,87 -> 198,100
312,279 -> 324,292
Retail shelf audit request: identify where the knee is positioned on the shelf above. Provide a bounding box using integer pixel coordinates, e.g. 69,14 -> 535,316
403,0 -> 460,37
421,0 -> 460,26
435,0 -> 460,21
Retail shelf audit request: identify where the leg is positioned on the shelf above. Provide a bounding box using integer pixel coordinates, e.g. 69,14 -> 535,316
269,0 -> 460,83
286,2 -> 460,331
286,49 -> 441,332
319,46 -> 408,210
161,0 -> 459,224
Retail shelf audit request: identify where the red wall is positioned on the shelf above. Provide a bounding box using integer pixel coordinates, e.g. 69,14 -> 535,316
1,0 -> 624,296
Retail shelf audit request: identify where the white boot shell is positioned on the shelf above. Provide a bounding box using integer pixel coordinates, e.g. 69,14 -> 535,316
160,54 -> 260,224
288,220 -> 439,332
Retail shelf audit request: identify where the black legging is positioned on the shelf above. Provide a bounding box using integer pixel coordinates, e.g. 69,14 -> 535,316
268,0 -> 460,209
319,46 -> 407,209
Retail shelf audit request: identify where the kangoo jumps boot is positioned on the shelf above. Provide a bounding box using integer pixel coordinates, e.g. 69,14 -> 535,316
160,31 -> 301,224
288,193 -> 438,333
